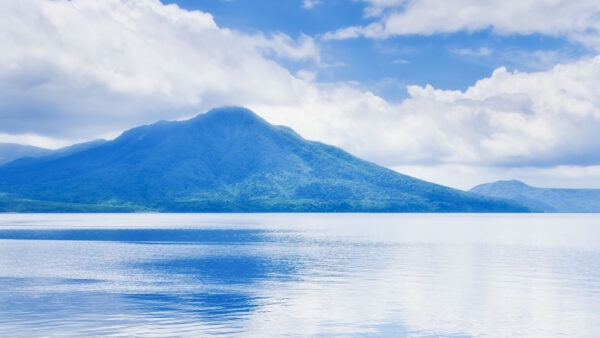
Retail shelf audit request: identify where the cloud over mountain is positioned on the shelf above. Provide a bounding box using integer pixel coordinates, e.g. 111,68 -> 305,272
0,0 -> 318,141
2,0 -> 600,188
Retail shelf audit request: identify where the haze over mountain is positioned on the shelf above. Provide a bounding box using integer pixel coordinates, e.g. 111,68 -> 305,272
0,143 -> 52,165
0,107 -> 529,212
471,180 -> 600,212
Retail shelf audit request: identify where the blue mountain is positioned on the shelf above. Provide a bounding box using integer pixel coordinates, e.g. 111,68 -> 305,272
470,180 -> 600,212
3,139 -> 108,168
0,143 -> 52,165
0,107 -> 530,212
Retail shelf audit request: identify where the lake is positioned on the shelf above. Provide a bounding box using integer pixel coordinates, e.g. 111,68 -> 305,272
0,213 -> 599,337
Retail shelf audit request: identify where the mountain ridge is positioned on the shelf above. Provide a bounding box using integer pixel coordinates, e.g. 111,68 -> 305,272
470,180 -> 600,212
0,143 -> 53,165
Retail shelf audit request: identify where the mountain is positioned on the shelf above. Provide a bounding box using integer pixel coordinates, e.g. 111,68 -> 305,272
3,139 -> 108,168
470,180 -> 600,212
0,107 -> 530,212
0,143 -> 52,165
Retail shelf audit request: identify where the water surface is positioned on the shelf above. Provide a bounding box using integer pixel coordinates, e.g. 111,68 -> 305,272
0,214 -> 599,337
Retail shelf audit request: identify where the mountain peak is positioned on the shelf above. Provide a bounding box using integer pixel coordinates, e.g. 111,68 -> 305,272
196,106 -> 266,125
470,179 -> 530,193
496,180 -> 529,187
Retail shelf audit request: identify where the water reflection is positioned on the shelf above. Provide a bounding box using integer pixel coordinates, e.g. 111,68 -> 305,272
138,256 -> 299,284
0,214 -> 599,336
0,228 -> 269,243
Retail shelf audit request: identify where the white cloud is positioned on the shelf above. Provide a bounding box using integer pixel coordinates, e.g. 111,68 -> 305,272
295,69 -> 317,82
302,0 -> 322,9
253,32 -> 321,63
324,0 -> 600,48
0,0 -> 318,142
2,0 -> 600,187
387,57 -> 600,167
0,133 -> 71,150
450,47 -> 493,57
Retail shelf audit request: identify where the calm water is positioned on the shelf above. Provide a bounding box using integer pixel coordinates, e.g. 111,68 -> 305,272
0,214 -> 599,337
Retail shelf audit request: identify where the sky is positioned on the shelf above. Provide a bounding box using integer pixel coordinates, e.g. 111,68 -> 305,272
1,0 -> 600,189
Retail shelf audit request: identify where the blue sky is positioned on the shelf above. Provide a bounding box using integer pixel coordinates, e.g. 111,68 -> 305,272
2,0 -> 600,189
167,0 -> 591,100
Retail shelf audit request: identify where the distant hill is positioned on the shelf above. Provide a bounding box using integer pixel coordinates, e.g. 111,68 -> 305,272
3,139 -> 108,168
0,143 -> 52,165
470,180 -> 600,212
0,107 -> 530,212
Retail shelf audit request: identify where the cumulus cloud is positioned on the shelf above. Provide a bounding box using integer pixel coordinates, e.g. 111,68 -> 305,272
0,0 -> 317,141
323,0 -> 600,48
2,0 -> 600,188
253,32 -> 321,63
363,57 -> 600,167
